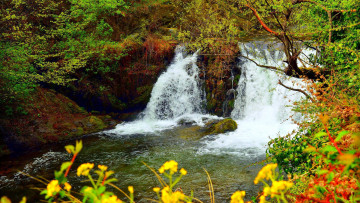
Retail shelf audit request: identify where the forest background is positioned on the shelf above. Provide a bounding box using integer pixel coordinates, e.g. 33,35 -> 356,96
0,0 -> 360,202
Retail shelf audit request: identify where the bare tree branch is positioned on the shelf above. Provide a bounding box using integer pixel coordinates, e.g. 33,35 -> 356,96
278,80 -> 315,102
240,55 -> 283,72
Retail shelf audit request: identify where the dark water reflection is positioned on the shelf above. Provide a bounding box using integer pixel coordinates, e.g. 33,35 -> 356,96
0,128 -> 265,202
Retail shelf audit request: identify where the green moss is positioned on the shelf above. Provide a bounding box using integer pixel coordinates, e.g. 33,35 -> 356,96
66,102 -> 83,114
78,107 -> 88,114
204,118 -> 237,135
87,116 -> 106,130
174,118 -> 238,140
61,122 -> 74,129
228,100 -> 235,109
74,127 -> 84,136
108,94 -> 127,111
206,98 -> 217,112
234,75 -> 241,84
132,85 -> 153,105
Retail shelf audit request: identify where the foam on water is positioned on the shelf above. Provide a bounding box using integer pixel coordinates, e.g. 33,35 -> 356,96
106,46 -> 211,135
200,42 -> 314,155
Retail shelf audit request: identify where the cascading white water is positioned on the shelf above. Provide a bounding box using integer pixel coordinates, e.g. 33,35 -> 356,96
201,42 -> 313,155
142,46 -> 204,120
107,46 -> 215,135
231,43 -> 305,122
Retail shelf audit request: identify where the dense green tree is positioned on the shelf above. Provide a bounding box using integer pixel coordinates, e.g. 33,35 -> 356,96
0,0 -> 128,108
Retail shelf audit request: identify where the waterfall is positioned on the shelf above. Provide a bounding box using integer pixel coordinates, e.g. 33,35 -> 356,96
142,46 -> 204,120
200,42 -> 313,156
231,43 -> 304,122
107,46 -> 212,135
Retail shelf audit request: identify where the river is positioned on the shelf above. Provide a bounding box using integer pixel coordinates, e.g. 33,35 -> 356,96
0,43 -> 311,202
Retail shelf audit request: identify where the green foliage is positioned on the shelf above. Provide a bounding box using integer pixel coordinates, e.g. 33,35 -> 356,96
173,0 -> 242,53
267,133 -> 316,174
0,0 -> 129,108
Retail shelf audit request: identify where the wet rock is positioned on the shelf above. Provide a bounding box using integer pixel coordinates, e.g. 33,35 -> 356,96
203,118 -> 237,135
177,117 -> 197,126
177,118 -> 237,140
86,116 -> 106,131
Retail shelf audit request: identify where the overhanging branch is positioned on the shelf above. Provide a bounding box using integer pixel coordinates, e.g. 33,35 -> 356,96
240,55 -> 283,72
278,80 -> 315,102
245,4 -> 280,36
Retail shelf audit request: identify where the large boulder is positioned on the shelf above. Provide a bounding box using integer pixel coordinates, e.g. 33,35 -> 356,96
0,88 -> 117,155
176,118 -> 237,140
203,118 -> 237,135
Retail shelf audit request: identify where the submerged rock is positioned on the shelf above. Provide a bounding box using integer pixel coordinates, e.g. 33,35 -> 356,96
177,117 -> 197,126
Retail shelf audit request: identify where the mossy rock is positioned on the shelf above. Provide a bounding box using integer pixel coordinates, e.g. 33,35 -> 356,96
176,118 -> 237,140
86,116 -> 106,131
73,127 -> 84,136
203,118 -> 237,135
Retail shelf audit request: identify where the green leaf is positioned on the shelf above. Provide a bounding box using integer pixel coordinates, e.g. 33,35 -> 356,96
97,186 -> 106,194
40,189 -> 48,195
314,132 -> 327,139
54,170 -> 62,179
304,146 -> 316,153
60,161 -> 72,173
95,170 -> 103,176
321,145 -> 337,153
315,186 -> 327,194
59,190 -> 66,198
327,172 -> 335,183
75,140 -> 83,154
65,145 -> 74,154
104,178 -> 118,185
318,169 -> 329,175
335,131 -> 349,142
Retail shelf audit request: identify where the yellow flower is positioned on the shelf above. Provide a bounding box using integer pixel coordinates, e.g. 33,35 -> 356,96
159,160 -> 178,174
254,163 -> 277,184
153,187 -> 160,193
230,191 -> 246,203
77,163 -> 94,176
171,191 -> 185,202
1,196 -> 11,203
263,186 -> 271,196
105,170 -> 114,178
269,181 -> 293,197
161,186 -> 185,203
259,195 -> 266,203
101,195 -> 123,203
47,180 -> 61,197
64,182 -> 72,192
161,186 -> 171,202
20,197 -> 26,203
180,168 -> 187,176
98,165 -> 108,171
128,186 -> 134,194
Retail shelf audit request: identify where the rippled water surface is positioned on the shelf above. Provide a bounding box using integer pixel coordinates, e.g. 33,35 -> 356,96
0,126 -> 268,202
0,42 -> 311,202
